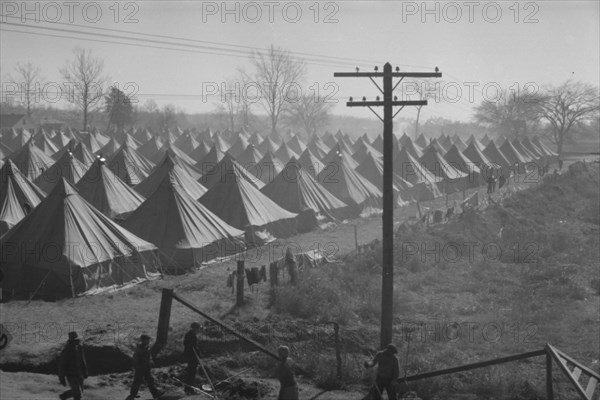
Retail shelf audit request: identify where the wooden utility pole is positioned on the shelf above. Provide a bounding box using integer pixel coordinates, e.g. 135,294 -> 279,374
334,63 -> 441,348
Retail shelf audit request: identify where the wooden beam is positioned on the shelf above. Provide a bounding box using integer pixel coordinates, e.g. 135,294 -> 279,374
334,72 -> 442,78
346,100 -> 427,107
549,344 -> 600,380
403,349 -> 546,382
171,292 -> 281,361
585,377 -> 597,399
546,344 -> 589,399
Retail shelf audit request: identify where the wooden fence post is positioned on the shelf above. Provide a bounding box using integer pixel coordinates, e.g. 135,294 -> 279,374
333,322 -> 342,380
236,260 -> 244,307
546,350 -> 554,400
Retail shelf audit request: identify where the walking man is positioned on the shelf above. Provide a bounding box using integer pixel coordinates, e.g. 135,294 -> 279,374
275,345 -> 298,400
126,334 -> 162,400
364,343 -> 400,400
183,322 -> 201,394
58,331 -> 88,400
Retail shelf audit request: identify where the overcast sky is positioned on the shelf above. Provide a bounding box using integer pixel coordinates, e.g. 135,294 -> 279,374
1,0 -> 599,123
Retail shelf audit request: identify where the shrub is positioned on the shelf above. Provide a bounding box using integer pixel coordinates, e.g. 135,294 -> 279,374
269,270 -> 354,324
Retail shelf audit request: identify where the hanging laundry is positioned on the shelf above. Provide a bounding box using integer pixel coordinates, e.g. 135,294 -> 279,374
245,268 -> 261,285
259,265 -> 267,282
269,262 -> 279,287
245,268 -> 253,285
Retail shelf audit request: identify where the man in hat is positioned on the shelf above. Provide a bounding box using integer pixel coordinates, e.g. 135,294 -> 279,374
364,343 -> 400,400
275,345 -> 298,400
58,332 -> 88,400
183,322 -> 202,394
126,334 -> 162,400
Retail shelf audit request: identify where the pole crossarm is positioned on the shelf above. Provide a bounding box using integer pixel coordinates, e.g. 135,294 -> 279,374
346,100 -> 427,107
334,72 -> 442,78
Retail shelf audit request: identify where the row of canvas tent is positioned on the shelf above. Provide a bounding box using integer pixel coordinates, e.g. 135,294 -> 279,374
0,126 -> 557,299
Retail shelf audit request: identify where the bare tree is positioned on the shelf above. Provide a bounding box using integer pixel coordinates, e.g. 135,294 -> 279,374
143,99 -> 159,113
216,79 -> 238,133
403,80 -> 439,139
60,48 -> 107,131
161,104 -> 177,129
175,106 -> 189,128
474,88 -> 544,138
248,45 -> 306,137
11,62 -> 44,117
538,81 -> 600,157
285,95 -> 333,137
215,73 -> 256,133
236,71 -> 255,130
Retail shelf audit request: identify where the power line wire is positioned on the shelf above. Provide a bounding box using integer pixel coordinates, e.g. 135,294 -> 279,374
0,14 -> 437,71
0,22 -> 356,69
0,14 -> 431,69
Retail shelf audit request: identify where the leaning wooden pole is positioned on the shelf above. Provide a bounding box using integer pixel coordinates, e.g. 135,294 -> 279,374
403,349 -> 546,382
172,292 -> 281,361
194,348 -> 218,399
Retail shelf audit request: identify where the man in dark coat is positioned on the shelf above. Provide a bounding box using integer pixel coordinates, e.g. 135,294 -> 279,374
59,331 -> 88,400
183,322 -> 201,394
126,334 -> 162,400
275,345 -> 298,400
364,343 -> 400,400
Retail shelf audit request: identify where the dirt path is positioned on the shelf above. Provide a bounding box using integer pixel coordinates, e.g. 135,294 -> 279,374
0,370 -> 367,400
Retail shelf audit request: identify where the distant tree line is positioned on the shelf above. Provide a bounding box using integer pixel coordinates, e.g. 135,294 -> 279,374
2,46 -> 598,158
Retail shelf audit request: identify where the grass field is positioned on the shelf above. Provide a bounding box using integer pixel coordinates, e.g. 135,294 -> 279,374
1,158 -> 598,400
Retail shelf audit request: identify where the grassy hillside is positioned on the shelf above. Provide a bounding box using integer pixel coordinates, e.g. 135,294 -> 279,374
269,161 -> 600,398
